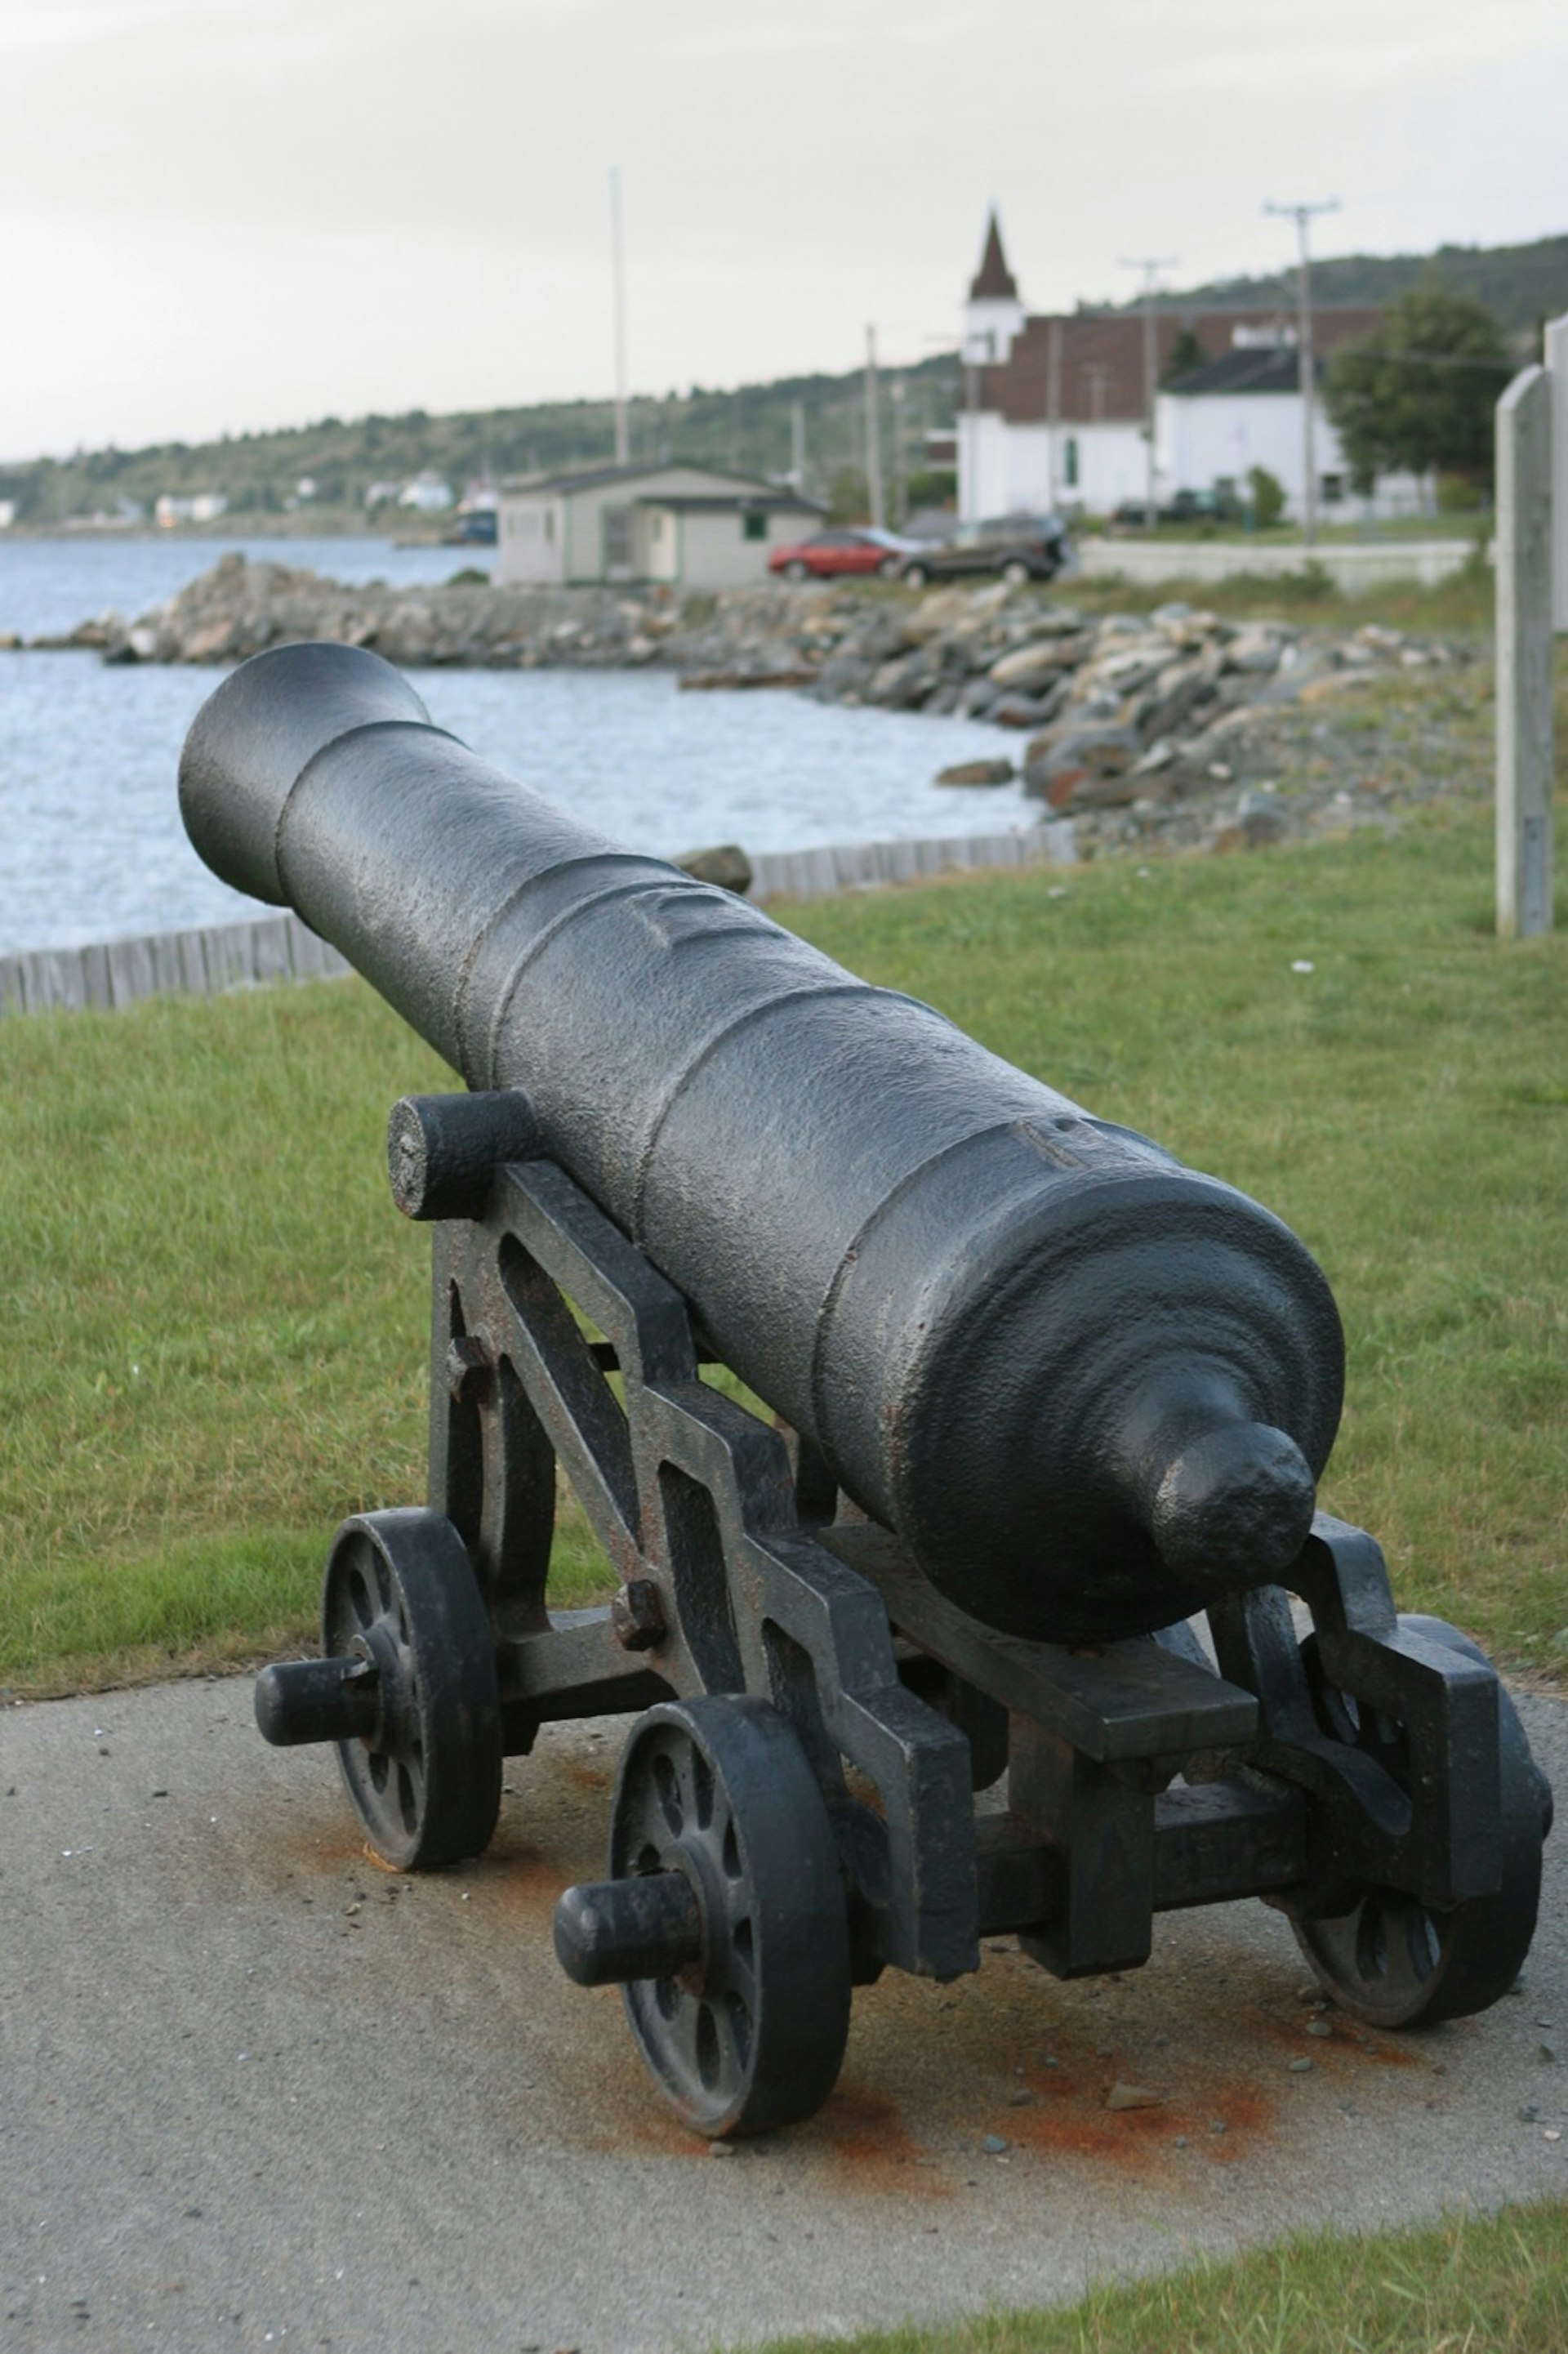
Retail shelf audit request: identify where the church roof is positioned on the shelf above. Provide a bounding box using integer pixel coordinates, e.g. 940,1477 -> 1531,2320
1165,346 -> 1321,396
977,306 -> 1379,424
969,212 -> 1018,302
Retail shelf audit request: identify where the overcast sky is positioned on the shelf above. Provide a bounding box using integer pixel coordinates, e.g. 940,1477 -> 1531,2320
2,0 -> 1563,460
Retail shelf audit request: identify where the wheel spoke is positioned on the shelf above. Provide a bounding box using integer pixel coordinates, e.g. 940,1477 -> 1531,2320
721,1987 -> 754,2081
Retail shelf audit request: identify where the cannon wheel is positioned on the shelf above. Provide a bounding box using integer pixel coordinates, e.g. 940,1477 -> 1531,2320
321,1508 -> 503,1872
1292,1615 -> 1548,2027
611,1696 -> 852,2138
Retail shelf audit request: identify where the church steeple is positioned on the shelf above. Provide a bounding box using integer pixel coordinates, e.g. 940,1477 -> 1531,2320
969,210 -> 1018,303
963,208 -> 1025,366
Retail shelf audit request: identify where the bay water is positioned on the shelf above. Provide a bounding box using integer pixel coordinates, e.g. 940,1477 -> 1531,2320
0,536 -> 1032,953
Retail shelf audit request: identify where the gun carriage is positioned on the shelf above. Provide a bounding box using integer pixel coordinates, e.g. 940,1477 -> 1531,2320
180,644 -> 1552,2139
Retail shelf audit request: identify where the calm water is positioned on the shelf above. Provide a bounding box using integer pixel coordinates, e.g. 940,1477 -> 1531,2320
0,537 -> 1031,952
0,532 -> 493,641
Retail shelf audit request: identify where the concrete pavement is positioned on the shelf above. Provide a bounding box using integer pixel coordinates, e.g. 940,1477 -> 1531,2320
2,1676 -> 1563,2354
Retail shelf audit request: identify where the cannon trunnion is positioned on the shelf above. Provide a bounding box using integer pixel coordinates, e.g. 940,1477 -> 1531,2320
184,647 -> 1551,2140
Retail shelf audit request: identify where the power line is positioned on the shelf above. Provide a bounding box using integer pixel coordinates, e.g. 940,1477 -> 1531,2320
1263,198 -> 1340,549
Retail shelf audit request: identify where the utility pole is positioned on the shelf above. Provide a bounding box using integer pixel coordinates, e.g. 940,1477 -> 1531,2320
1121,257 -> 1178,528
790,399 -> 806,497
1263,198 -> 1339,549
864,325 -> 885,528
890,374 -> 907,525
608,167 -> 630,467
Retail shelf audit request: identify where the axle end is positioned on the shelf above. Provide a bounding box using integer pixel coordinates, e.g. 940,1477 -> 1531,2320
554,1871 -> 704,1987
254,1655 -> 381,1748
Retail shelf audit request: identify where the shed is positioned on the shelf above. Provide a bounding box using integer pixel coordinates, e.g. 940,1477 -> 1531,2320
497,461 -> 822,589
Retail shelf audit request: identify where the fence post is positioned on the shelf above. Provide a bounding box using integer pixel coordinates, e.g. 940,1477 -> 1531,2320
1495,364 -> 1553,938
1548,314 -> 1568,635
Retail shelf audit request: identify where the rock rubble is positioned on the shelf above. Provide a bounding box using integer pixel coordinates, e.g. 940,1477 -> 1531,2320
22,556 -> 1481,868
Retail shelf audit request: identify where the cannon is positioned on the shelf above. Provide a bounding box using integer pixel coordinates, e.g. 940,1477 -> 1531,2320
181,643 -> 1552,2138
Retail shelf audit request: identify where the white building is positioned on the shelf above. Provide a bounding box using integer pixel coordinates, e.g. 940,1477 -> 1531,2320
1156,343 -> 1432,521
496,461 -> 822,590
955,213 -> 1389,524
154,491 -> 228,526
398,472 -> 454,513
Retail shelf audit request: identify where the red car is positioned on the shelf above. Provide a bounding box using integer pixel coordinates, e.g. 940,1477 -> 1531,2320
768,527 -> 922,582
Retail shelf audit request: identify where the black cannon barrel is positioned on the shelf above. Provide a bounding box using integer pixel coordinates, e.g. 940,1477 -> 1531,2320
180,644 -> 1343,1643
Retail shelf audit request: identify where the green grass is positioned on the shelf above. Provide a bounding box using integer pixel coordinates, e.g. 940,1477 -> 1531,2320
751,2200 -> 1568,2354
1060,551 -> 1495,636
2,796 -> 1565,1693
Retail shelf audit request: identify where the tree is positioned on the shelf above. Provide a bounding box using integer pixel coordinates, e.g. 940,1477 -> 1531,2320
1323,285 -> 1509,493
1247,466 -> 1286,529
826,466 -> 870,524
1161,326 -> 1209,385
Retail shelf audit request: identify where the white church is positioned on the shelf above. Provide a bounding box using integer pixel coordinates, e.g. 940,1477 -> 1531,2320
955,214 -> 1419,524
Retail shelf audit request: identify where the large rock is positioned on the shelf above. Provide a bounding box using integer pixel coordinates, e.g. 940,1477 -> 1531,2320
935,758 -> 1015,787
1022,724 -> 1143,807
1223,626 -> 1289,675
987,641 -> 1071,694
676,843 -> 753,894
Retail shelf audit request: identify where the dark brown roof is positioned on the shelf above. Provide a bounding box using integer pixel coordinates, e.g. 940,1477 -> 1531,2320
969,212 -> 1019,302
978,307 -> 1381,424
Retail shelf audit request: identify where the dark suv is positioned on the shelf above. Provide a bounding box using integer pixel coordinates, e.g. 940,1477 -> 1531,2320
899,513 -> 1070,586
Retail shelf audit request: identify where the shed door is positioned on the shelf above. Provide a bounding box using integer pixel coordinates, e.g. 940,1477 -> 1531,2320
602,503 -> 634,580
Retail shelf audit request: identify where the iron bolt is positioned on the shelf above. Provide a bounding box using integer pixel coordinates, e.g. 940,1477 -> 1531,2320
445,1333 -> 493,1402
612,1579 -> 666,1652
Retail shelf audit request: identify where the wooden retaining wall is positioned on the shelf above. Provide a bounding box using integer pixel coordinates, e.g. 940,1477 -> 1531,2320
0,821 -> 1075,1019
749,820 -> 1072,903
0,911 -> 353,1019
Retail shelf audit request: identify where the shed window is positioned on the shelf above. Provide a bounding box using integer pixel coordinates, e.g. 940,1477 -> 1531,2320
742,510 -> 768,542
1063,436 -> 1080,488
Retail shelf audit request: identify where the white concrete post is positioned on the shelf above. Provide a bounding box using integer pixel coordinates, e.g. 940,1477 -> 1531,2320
1546,314 -> 1568,633
1494,364 -> 1553,938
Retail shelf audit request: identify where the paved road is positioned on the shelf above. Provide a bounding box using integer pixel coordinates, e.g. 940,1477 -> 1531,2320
2,1677 -> 1562,2354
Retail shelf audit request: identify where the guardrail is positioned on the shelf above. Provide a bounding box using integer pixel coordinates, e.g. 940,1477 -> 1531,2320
0,821 -> 1076,1018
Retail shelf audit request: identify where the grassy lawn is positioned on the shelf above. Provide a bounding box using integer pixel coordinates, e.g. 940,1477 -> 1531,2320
1062,551 -> 1495,635
1,793 -> 1564,1696
755,2200 -> 1568,2354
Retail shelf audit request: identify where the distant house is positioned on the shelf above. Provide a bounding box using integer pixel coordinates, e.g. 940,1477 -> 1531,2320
496,461 -> 823,590
955,212 -> 1387,522
398,472 -> 454,513
1156,343 -> 1429,520
155,491 -> 228,527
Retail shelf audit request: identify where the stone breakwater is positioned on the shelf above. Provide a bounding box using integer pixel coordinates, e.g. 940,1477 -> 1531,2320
22,554 -> 1478,863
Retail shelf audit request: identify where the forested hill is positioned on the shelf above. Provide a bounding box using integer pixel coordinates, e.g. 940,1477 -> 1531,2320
1143,232 -> 1567,338
0,357 -> 960,530
4,230 -> 1561,528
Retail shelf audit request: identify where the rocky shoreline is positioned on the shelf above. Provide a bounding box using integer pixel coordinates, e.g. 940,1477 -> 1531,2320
15,554 -> 1485,868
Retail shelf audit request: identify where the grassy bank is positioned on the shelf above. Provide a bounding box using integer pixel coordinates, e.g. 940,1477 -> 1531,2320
1063,548 -> 1495,636
756,2200 -> 1568,2354
2,796 -> 1564,1695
